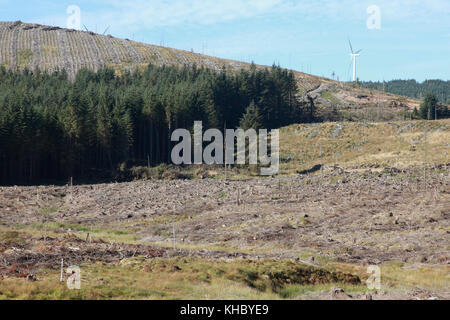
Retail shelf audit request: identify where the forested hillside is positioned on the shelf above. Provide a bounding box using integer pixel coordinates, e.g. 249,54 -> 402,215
0,21 -> 424,115
1,21 -> 444,186
0,64 -> 304,185
361,79 -> 450,104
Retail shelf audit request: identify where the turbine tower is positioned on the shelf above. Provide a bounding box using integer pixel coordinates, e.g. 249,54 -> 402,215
348,40 -> 362,82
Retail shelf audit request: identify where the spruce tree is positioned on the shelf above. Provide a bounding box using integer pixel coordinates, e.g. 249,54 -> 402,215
420,93 -> 438,120
239,101 -> 263,130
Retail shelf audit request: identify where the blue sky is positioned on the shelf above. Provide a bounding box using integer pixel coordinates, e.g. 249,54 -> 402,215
1,0 -> 449,81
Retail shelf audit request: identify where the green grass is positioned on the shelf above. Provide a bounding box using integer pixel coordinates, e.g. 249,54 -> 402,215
330,261 -> 450,293
18,49 -> 33,68
38,206 -> 59,215
0,257 -> 363,300
26,222 -> 138,243
0,231 -> 26,246
277,283 -> 369,299
321,91 -> 342,105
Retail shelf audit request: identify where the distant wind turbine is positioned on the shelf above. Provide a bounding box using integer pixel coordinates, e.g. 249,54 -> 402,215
348,39 -> 362,82
102,26 -> 110,35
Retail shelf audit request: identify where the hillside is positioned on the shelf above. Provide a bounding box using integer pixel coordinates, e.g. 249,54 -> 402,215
279,119 -> 450,175
0,21 -> 449,301
0,21 -> 420,119
361,79 -> 450,104
1,133 -> 448,299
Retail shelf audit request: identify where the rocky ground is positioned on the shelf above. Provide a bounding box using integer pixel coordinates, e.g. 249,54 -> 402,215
0,165 -> 448,299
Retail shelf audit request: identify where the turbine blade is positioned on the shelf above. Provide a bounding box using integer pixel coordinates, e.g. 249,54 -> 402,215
348,39 -> 354,54
355,49 -> 362,54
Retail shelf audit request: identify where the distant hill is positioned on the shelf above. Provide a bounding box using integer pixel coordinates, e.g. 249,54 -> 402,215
360,80 -> 450,104
0,21 -> 422,120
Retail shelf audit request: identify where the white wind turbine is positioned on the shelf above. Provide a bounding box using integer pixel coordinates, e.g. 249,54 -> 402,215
348,39 -> 362,82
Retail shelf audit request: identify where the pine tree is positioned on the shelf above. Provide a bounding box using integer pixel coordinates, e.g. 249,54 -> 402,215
420,93 -> 438,120
0,63 -> 304,184
239,101 -> 263,130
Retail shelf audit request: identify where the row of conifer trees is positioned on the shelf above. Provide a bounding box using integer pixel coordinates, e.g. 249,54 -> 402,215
0,63 -> 309,185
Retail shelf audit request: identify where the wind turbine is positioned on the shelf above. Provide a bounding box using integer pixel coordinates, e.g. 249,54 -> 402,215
102,26 -> 110,35
348,39 -> 362,82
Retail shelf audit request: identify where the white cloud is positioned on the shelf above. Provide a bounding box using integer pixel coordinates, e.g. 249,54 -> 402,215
371,0 -> 450,20
33,0 -> 450,33
98,0 -> 449,28
87,0 -> 284,29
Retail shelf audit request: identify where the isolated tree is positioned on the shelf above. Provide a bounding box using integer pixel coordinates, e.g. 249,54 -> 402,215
239,101 -> 263,130
420,93 -> 438,120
